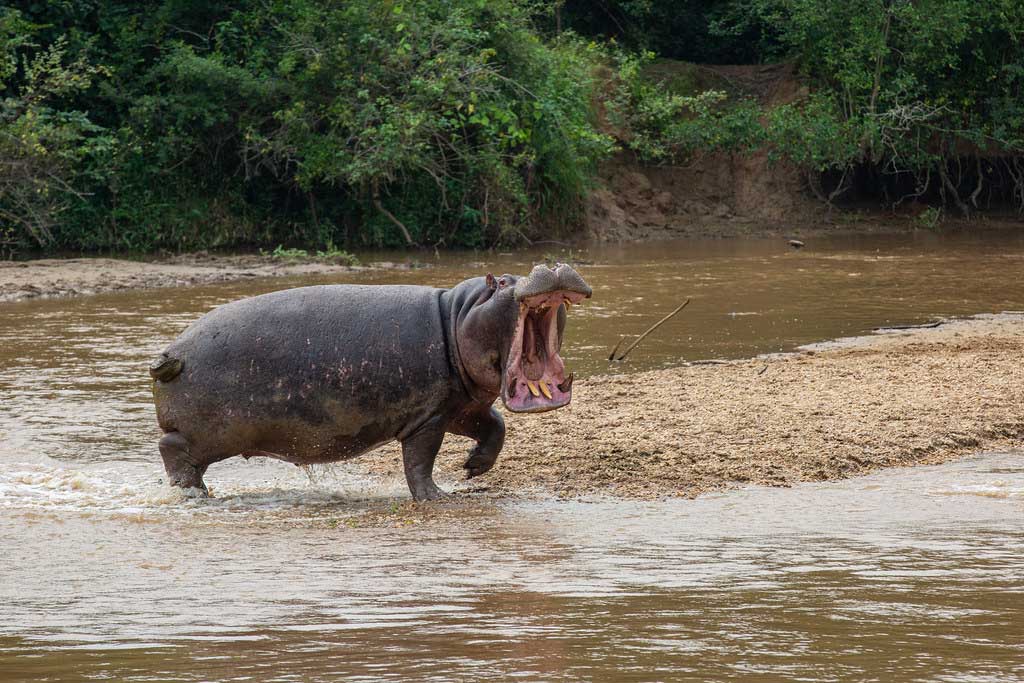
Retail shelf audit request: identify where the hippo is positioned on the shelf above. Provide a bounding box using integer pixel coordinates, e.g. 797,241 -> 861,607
150,264 -> 592,500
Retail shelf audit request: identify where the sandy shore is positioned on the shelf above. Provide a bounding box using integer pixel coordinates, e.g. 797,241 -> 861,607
0,254 -> 380,303
353,314 -> 1024,500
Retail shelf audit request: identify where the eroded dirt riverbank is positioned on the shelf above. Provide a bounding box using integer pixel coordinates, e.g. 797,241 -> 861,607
353,314 -> 1024,501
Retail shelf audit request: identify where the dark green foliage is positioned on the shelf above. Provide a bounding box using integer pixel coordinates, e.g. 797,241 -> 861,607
607,53 -> 766,162
752,0 -> 1024,211
0,0 -> 611,252
558,0 -> 781,64
2,0 -> 1023,254
581,0 -> 1024,214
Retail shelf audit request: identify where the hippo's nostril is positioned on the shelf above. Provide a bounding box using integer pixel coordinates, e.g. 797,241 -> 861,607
554,264 -> 592,299
514,263 -> 563,301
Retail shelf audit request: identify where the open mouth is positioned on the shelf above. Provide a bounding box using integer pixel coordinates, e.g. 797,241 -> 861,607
502,289 -> 588,413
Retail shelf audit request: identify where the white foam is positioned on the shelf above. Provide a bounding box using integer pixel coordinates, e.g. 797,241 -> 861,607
0,460 -> 405,520
929,482 -> 1024,499
0,463 -> 191,512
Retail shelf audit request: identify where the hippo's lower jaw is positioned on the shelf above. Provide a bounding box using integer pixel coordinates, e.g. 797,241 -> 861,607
502,290 -> 586,413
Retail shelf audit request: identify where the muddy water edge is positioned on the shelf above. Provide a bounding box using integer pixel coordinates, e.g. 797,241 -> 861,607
1,231 -> 1023,681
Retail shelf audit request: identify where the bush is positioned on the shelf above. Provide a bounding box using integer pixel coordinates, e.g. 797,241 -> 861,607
2,1 -> 614,252
0,13 -> 115,250
607,51 -> 764,162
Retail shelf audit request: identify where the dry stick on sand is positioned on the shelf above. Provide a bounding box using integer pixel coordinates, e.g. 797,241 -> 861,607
611,298 -> 691,362
607,336 -> 625,362
873,320 -> 943,331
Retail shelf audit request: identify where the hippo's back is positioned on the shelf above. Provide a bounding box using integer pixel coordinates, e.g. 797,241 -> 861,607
152,285 -> 456,448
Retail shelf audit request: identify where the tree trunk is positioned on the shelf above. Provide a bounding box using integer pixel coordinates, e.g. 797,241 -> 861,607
372,192 -> 415,245
968,156 -> 984,208
937,161 -> 970,217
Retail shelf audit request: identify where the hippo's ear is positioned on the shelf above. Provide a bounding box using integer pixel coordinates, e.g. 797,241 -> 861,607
485,273 -> 497,290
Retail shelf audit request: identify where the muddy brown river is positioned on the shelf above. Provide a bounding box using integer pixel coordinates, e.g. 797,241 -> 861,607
1,233 -> 1023,681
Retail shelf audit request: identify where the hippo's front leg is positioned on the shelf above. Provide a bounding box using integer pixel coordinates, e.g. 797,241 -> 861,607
401,420 -> 448,501
448,406 -> 506,479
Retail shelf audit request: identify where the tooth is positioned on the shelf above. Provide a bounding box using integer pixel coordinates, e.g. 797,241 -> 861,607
539,381 -> 552,399
558,373 -> 574,393
527,381 -> 540,397
564,300 -> 572,309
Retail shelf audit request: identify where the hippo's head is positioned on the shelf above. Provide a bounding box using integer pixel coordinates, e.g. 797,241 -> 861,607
455,263 -> 591,413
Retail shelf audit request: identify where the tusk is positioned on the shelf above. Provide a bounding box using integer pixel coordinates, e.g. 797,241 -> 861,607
527,381 -> 540,397
539,381 -> 552,399
557,372 -> 574,393
564,299 -> 572,309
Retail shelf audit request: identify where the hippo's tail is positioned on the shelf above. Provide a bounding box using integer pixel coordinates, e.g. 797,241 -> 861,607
149,353 -> 184,383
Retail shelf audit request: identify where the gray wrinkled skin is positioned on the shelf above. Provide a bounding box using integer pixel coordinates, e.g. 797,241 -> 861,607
514,263 -> 592,301
151,266 -> 589,501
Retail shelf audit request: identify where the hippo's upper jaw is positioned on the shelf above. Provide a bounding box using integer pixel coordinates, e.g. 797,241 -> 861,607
502,264 -> 591,413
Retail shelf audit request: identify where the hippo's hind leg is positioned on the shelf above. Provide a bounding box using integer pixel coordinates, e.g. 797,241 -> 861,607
158,431 -> 211,494
401,421 -> 448,502
448,406 -> 505,479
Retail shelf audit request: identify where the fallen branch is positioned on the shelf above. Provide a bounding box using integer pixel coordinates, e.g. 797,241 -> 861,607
873,320 -> 943,331
610,299 -> 691,362
607,336 -> 625,362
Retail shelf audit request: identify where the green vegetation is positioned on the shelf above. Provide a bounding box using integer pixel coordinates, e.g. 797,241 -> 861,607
259,243 -> 359,266
568,0 -> 1024,213
916,206 -> 944,230
1,1 -> 1022,255
1,0 -> 611,253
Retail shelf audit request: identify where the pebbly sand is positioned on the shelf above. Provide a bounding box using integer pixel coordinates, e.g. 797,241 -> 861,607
354,314 -> 1024,500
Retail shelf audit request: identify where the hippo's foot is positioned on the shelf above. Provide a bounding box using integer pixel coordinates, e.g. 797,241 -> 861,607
464,444 -> 498,479
158,432 -> 210,494
450,406 -> 505,480
413,481 -> 449,502
401,423 -> 448,502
